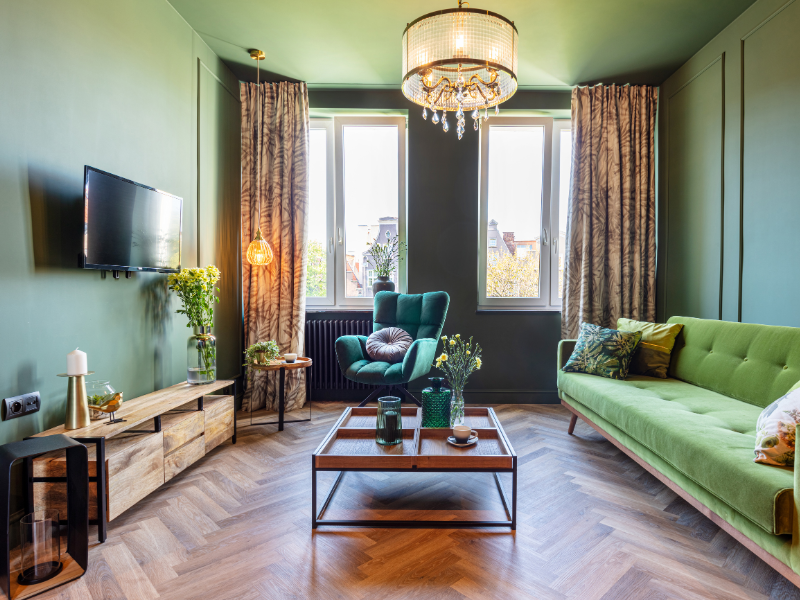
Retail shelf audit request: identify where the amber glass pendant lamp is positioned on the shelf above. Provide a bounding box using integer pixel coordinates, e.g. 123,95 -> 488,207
246,49 -> 273,266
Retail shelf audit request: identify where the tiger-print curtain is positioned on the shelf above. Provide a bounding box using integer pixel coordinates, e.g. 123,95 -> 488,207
241,81 -> 309,412
561,84 -> 657,339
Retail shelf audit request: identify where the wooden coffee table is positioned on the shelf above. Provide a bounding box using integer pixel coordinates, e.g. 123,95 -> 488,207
311,406 -> 517,529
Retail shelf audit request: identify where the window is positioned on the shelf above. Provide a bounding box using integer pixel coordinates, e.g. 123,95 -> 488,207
305,120 -> 334,304
478,117 -> 572,310
306,116 -> 406,308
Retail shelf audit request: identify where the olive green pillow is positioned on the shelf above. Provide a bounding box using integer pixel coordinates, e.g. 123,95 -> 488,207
616,318 -> 684,378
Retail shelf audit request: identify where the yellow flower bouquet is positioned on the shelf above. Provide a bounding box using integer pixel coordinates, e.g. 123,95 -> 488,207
167,265 -> 221,327
168,265 -> 221,384
433,334 -> 483,425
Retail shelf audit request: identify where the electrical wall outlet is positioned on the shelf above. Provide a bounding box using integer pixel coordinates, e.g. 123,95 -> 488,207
3,392 -> 41,421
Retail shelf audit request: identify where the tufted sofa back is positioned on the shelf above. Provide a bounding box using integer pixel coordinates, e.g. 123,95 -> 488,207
373,291 -> 450,341
668,316 -> 800,408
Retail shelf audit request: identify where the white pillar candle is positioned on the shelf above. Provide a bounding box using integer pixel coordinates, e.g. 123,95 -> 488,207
67,348 -> 87,376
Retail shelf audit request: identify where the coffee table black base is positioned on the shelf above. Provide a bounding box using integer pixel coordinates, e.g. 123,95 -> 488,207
311,464 -> 517,530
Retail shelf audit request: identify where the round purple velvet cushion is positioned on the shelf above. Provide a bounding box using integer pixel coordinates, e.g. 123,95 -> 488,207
366,327 -> 413,364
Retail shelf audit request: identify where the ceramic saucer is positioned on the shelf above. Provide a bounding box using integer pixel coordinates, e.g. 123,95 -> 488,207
447,435 -> 478,447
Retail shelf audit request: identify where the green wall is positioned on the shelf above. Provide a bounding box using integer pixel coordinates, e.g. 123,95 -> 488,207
658,0 -> 800,327
0,0 -> 242,445
308,90 -> 571,403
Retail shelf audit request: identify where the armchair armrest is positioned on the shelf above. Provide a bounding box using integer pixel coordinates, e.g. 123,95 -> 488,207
558,339 -> 577,371
401,338 -> 439,383
335,335 -> 369,371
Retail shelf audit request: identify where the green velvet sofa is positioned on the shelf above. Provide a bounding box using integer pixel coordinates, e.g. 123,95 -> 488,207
557,316 -> 800,585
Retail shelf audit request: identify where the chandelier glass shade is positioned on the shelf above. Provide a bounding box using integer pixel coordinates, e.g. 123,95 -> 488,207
402,3 -> 518,138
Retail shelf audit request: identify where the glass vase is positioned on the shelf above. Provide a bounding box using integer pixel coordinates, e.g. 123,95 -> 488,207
450,389 -> 465,427
376,397 -> 403,445
421,377 -> 451,427
187,326 -> 216,385
86,380 -> 116,421
18,510 -> 62,585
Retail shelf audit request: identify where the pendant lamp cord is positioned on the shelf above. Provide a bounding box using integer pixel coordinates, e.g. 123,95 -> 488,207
255,57 -> 261,235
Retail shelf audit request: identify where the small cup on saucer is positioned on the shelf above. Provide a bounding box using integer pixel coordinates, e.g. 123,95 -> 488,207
453,425 -> 477,444
284,353 -> 298,363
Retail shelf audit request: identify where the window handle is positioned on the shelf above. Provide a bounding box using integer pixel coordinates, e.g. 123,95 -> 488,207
543,228 -> 549,245
338,228 -> 343,245
553,238 -> 558,255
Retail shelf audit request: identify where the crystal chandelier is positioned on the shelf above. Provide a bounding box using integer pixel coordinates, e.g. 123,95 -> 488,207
401,1 -> 518,139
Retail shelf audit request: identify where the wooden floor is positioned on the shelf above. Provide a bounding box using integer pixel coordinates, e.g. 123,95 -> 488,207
36,403 -> 800,600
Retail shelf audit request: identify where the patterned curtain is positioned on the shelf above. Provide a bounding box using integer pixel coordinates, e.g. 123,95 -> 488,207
241,81 -> 309,412
561,84 -> 658,339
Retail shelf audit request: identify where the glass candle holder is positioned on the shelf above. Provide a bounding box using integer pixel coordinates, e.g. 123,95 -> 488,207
376,397 -> 403,446
18,510 -> 62,585
86,380 -> 117,421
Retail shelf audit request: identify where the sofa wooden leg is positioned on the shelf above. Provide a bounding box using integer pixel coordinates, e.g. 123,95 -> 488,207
568,413 -> 578,435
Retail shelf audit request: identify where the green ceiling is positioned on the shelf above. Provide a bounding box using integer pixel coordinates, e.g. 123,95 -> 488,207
168,0 -> 757,88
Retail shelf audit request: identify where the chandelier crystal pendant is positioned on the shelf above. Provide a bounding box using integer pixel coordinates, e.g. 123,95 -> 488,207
401,0 -> 518,139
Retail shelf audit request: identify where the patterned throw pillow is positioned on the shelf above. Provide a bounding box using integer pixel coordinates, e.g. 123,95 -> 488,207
754,387 -> 800,467
562,323 -> 642,380
366,327 -> 413,364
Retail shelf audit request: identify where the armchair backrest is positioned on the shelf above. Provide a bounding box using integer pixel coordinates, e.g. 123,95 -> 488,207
373,291 -> 450,341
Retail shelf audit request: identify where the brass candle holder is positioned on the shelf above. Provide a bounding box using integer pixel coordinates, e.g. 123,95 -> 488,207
57,372 -> 94,430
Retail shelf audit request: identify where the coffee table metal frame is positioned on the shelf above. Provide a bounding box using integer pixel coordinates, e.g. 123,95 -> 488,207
311,408 -> 517,530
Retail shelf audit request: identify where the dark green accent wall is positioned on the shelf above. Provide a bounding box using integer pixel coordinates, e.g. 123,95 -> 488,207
0,0 -> 242,445
657,0 -> 800,327
308,90 -> 570,404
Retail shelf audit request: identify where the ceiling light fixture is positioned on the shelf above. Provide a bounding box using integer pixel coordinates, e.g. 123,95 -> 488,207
246,49 -> 273,267
401,0 -> 518,139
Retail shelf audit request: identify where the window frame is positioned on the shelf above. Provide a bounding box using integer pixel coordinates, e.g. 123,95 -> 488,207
478,116 -> 554,310
333,116 -> 407,308
305,119 -> 335,306
550,119 -> 572,307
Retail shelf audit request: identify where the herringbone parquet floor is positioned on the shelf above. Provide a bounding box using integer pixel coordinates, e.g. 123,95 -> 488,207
35,403 -> 800,600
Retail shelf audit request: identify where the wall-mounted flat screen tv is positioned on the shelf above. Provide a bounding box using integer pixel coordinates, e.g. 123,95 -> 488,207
83,166 -> 183,273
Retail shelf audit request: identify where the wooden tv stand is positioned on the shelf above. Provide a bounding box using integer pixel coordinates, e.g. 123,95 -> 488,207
31,380 -> 235,542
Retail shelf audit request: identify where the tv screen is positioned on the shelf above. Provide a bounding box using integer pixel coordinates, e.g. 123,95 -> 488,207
83,166 -> 182,272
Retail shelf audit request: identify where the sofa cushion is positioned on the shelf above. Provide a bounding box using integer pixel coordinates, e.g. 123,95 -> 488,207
755,387 -> 800,466
617,318 -> 683,378
558,370 -> 794,535
668,316 -> 800,408
562,323 -> 642,380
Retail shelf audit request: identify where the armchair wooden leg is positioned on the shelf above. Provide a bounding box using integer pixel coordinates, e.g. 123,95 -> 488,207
568,413 -> 578,435
358,387 -> 389,407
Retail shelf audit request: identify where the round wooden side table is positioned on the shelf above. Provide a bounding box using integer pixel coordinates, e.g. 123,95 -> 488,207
246,356 -> 313,431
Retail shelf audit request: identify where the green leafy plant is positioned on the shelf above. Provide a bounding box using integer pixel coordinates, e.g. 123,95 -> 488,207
365,231 -> 407,277
167,265 -> 221,327
244,340 -> 281,379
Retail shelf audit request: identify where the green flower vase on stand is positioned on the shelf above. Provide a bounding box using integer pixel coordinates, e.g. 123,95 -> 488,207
421,377 -> 451,428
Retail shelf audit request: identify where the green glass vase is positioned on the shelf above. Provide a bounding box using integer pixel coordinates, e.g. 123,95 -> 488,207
421,377 -> 451,428
376,397 -> 403,445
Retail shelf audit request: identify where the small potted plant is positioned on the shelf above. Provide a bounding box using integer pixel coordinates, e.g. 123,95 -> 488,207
433,334 -> 483,426
365,231 -> 407,295
244,340 -> 281,379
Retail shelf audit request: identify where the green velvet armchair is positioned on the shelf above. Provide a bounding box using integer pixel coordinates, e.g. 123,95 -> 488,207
335,291 -> 450,406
